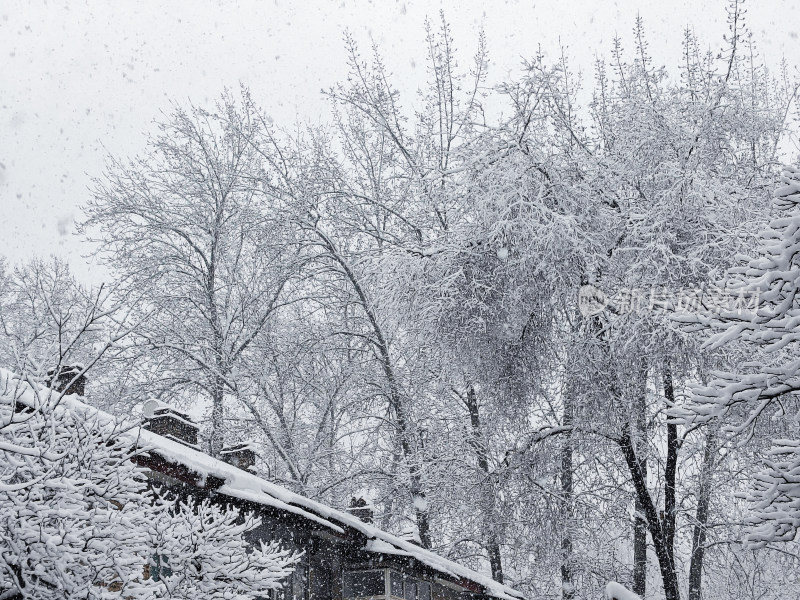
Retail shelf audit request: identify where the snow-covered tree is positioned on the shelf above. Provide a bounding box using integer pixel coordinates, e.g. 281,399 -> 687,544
246,16 -> 493,550
0,370 -> 153,600
83,91 -> 301,456
680,166 -> 800,547
379,6 -> 798,599
0,258 -> 122,385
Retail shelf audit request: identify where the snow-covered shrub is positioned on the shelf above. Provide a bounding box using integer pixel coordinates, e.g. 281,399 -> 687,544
146,497 -> 298,599
0,369 -> 297,599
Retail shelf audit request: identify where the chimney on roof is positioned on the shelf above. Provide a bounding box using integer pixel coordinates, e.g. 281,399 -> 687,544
220,442 -> 258,473
46,364 -> 86,396
142,399 -> 199,448
346,497 -> 374,524
399,524 -> 423,546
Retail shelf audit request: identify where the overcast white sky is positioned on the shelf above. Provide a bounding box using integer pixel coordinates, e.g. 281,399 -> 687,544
1,0 -> 798,283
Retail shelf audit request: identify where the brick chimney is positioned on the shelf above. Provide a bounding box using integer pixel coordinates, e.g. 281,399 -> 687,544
142,400 -> 199,448
346,497 -> 374,524
46,364 -> 86,396
220,442 -> 258,473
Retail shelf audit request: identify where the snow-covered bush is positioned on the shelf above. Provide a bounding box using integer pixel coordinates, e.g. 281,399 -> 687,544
0,369 -> 298,599
0,370 -> 153,600
146,498 -> 298,599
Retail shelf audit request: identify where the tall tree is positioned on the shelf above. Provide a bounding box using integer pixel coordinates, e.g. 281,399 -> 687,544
387,6 -> 796,597
84,92 -> 299,456
252,16 -> 492,549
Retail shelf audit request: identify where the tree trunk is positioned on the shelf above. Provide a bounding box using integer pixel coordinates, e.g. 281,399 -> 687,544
688,427 -> 716,600
382,355 -> 429,547
210,372 -> 226,457
632,363 -> 649,598
560,387 -> 575,599
206,235 -> 225,457
663,365 -> 679,568
633,495 -> 648,595
618,428 -> 681,600
465,384 -> 504,583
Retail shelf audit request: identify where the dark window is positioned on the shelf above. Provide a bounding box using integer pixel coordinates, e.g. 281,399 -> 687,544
404,579 -> 417,600
433,584 -> 461,600
343,571 -> 386,598
419,583 -> 431,600
390,572 -> 404,598
310,553 -> 333,600
292,562 -> 308,600
149,554 -> 173,582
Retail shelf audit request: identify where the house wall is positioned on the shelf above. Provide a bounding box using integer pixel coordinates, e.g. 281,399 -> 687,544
244,508 -> 351,600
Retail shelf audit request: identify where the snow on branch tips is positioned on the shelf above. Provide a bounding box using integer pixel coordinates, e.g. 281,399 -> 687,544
679,166 -> 800,546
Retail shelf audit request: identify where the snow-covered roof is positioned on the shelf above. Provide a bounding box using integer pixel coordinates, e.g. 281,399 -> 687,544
0,369 -> 525,600
135,426 -> 525,600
